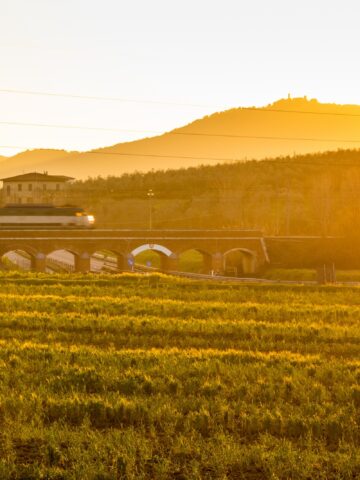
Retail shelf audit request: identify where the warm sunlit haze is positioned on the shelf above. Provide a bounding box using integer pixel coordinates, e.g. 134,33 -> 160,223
2,96 -> 360,178
1,2 -> 360,479
1,0 -> 360,157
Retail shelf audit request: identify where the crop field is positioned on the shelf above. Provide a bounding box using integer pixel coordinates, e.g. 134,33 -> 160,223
0,272 -> 359,479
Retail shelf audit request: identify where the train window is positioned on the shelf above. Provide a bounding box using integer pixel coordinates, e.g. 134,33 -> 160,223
18,184 -> 22,192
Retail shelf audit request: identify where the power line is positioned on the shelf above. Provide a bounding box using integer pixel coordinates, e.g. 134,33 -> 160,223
171,132 -> 360,143
2,88 -> 360,118
1,121 -> 360,143
1,144 -> 360,167
0,146 -> 243,163
0,89 -> 216,109
0,121 -> 154,134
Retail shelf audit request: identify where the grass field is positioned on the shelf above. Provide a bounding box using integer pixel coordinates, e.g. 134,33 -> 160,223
0,272 -> 359,479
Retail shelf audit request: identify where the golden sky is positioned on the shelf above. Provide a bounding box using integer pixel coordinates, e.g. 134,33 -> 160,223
0,0 -> 359,155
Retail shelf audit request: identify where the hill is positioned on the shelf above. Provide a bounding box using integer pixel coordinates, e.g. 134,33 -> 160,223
1,96 -> 360,179
68,148 -> 360,236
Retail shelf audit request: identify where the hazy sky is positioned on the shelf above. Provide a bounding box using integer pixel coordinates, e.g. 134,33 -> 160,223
0,0 -> 359,155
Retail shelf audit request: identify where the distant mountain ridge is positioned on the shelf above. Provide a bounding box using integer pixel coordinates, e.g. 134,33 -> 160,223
1,96 -> 360,179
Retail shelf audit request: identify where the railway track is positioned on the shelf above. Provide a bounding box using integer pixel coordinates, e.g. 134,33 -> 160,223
7,250 -> 360,286
2,250 -> 313,283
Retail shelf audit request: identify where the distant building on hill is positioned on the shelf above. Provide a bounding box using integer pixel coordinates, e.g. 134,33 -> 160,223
0,172 -> 74,205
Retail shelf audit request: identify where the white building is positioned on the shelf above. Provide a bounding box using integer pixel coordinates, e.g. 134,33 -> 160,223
1,172 -> 74,205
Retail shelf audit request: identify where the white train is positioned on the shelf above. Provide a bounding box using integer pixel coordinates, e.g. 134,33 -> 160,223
0,205 -> 95,228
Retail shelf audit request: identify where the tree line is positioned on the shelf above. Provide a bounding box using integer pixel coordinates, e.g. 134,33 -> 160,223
67,148 -> 360,236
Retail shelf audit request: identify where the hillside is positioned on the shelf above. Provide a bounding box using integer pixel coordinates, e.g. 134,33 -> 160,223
1,97 -> 360,179
0,149 -> 72,178
68,148 -> 360,237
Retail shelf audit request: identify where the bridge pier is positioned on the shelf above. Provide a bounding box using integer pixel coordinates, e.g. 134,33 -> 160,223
117,254 -> 135,272
211,253 -> 224,275
75,252 -> 90,273
162,254 -> 178,272
31,253 -> 46,272
316,263 -> 336,284
242,253 -> 257,275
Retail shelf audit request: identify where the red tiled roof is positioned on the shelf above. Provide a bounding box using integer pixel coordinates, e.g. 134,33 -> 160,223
0,172 -> 74,182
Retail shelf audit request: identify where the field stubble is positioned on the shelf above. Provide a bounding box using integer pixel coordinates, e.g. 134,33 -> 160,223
0,272 -> 358,479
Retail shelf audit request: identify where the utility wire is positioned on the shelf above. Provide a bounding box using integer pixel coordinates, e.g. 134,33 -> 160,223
0,121 -> 152,134
0,146 -> 242,163
2,88 -> 360,117
0,89 -> 217,108
1,145 -> 360,166
1,121 -> 360,143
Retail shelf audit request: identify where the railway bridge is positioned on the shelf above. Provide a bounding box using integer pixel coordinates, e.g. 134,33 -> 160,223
0,229 -> 269,273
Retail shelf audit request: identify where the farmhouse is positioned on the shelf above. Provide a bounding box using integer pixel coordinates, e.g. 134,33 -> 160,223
0,172 -> 74,205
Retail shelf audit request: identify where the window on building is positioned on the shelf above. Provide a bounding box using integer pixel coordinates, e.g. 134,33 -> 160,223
56,184 -> 60,191
27,198 -> 33,204
6,185 -> 10,195
28,184 -> 32,191
43,184 -> 47,191
18,184 -> 22,192
18,198 -> 22,204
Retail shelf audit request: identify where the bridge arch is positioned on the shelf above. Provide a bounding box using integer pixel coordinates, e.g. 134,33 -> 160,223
131,244 -> 177,271
0,244 -> 41,271
89,249 -> 130,273
223,248 -> 258,276
131,244 -> 173,257
46,249 -> 78,273
176,247 -> 213,274
1,249 -> 32,271
0,243 -> 38,258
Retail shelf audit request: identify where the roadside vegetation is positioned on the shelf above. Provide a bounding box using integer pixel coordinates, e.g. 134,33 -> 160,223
0,272 -> 359,479
262,268 -> 360,282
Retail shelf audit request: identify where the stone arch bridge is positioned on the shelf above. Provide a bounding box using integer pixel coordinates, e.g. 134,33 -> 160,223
0,229 -> 269,273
